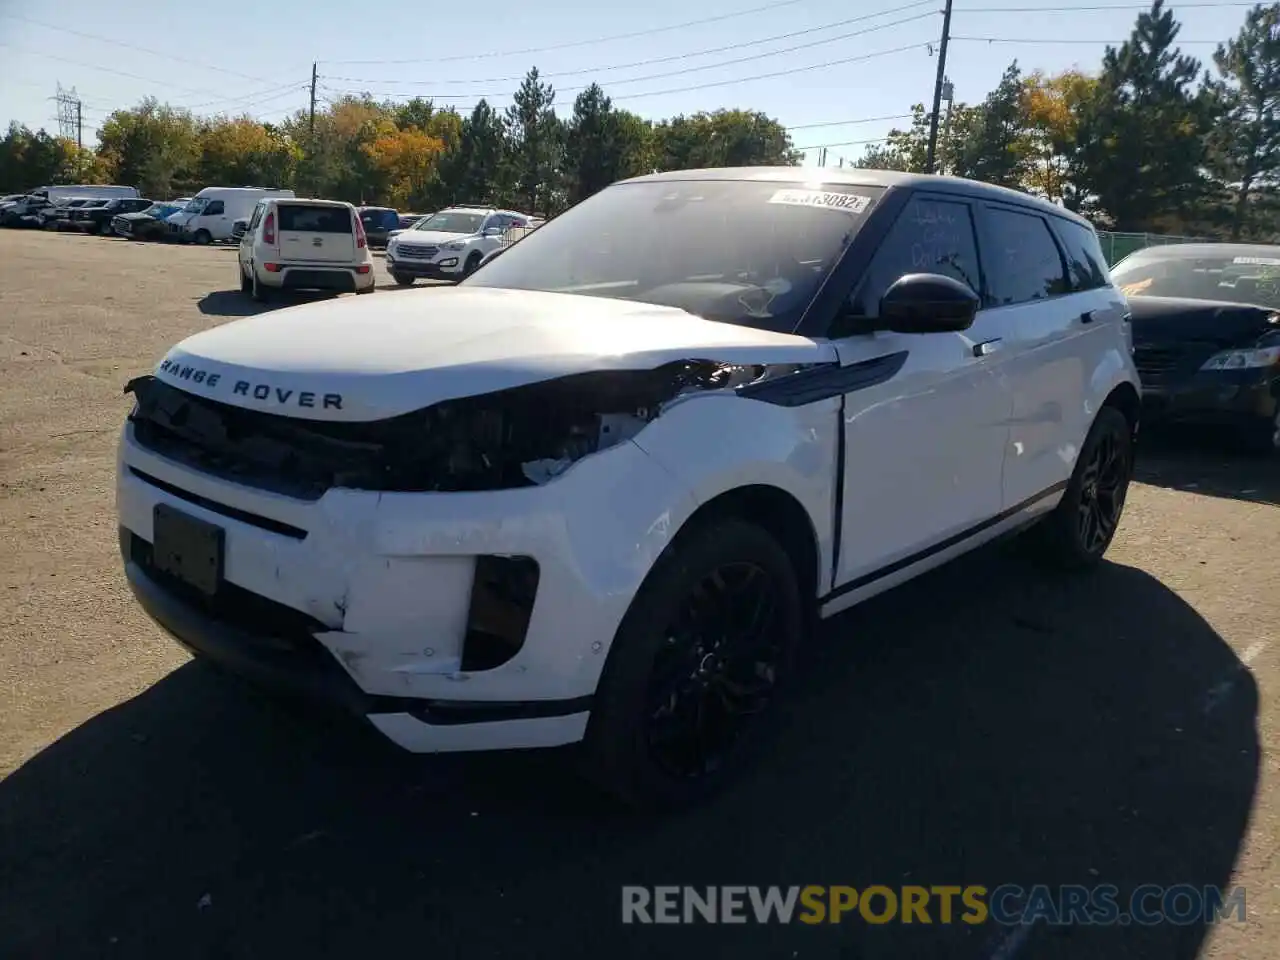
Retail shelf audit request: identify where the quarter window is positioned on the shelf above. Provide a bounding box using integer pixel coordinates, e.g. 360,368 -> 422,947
1054,218 -> 1110,292
983,208 -> 1071,305
849,197 -> 981,318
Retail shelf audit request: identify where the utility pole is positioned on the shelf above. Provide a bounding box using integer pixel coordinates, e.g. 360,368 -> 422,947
309,62 -> 318,138
924,0 -> 953,174
818,146 -> 828,166
939,78 -> 955,175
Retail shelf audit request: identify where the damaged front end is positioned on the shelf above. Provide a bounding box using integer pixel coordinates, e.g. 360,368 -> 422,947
125,360 -> 812,499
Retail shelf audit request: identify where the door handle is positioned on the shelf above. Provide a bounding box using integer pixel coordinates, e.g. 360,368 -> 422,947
973,338 -> 1003,357
1080,310 -> 1097,324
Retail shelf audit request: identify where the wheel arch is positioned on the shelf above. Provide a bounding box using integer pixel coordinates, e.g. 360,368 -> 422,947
1101,380 -> 1141,436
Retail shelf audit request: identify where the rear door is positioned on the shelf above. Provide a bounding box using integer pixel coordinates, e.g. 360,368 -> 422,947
277,203 -> 356,262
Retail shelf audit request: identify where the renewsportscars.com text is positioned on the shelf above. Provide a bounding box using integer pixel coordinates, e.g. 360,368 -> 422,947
621,884 -> 1247,926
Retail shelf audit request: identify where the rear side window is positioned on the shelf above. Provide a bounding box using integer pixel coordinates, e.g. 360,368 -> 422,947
983,207 -> 1071,306
1053,218 -> 1110,292
849,196 -> 982,318
278,205 -> 352,233
248,202 -> 265,230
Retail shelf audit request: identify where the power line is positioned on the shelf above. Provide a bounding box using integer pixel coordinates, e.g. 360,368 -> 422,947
329,11 -> 937,99
797,136 -> 892,150
322,0 -> 812,65
325,0 -> 937,82
0,12 -> 292,86
959,1 -> 1254,9
788,113 -> 914,130
952,35 -> 1222,43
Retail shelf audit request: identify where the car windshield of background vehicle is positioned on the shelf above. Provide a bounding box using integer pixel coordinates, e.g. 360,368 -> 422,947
415,211 -> 486,234
183,198 -> 208,214
464,179 -> 885,333
1112,251 -> 1280,310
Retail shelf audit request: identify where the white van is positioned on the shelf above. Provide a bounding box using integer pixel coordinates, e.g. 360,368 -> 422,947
168,186 -> 295,244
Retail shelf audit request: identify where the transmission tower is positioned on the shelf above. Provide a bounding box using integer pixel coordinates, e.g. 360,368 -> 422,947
54,84 -> 83,148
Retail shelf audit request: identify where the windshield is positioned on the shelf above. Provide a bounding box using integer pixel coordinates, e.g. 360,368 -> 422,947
1112,248 -> 1280,310
464,179 -> 884,332
183,198 -> 208,214
415,210 -> 485,234
142,203 -> 172,216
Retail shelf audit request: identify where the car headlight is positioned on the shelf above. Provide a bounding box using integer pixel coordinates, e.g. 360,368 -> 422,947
1200,345 -> 1280,371
445,242 -> 466,251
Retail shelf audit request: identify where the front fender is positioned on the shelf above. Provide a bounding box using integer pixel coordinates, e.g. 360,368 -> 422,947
631,391 -> 841,595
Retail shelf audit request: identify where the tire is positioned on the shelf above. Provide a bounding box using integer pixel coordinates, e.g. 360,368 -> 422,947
392,272 -> 414,287
1025,405 -> 1134,570
579,518 -> 804,811
463,252 -> 483,277
1238,409 -> 1280,457
251,269 -> 271,303
193,229 -> 212,246
356,281 -> 375,295
99,221 -> 112,236
239,264 -> 252,293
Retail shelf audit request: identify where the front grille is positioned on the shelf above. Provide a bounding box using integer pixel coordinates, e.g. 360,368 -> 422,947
395,244 -> 438,259
113,216 -> 129,234
1132,341 -> 1220,387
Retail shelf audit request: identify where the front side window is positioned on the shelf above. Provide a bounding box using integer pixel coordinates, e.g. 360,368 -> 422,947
848,196 -> 982,318
203,200 -> 225,216
464,179 -> 885,333
984,208 -> 1071,306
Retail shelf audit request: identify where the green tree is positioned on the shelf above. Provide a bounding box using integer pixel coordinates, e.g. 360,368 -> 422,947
1022,69 -> 1098,205
1205,2 -> 1280,239
95,99 -> 201,197
949,62 -> 1031,188
440,99 -> 509,206
652,109 -> 800,170
563,83 -> 653,204
852,103 -> 972,173
1070,0 -> 1209,230
505,67 -> 561,213
0,123 -> 102,189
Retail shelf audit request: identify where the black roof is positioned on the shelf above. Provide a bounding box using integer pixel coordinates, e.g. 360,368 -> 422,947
619,166 -> 1091,227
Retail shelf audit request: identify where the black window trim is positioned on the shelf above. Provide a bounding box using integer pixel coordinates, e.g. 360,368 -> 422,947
975,200 -> 1073,309
1045,213 -> 1109,294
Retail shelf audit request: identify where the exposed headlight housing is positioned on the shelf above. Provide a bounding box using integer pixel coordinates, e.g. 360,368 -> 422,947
1200,345 -> 1280,371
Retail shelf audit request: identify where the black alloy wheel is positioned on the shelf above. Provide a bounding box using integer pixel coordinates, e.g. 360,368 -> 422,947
1075,425 -> 1128,556
645,560 -> 784,781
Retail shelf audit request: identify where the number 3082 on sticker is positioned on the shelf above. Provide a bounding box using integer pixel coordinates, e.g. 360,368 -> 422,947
768,189 -> 872,213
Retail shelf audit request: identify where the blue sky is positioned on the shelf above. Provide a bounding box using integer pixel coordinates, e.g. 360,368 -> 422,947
0,0 -> 1250,166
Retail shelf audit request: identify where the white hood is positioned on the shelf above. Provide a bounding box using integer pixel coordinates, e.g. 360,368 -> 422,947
155,287 -> 835,422
391,229 -> 470,245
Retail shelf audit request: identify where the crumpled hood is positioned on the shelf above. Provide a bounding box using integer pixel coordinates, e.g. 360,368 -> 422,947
154,286 -> 835,422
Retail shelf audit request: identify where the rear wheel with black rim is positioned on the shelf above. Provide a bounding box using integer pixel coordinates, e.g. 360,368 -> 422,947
580,518 -> 803,811
1239,409 -> 1280,457
251,269 -> 271,303
239,264 -> 251,293
1026,406 -> 1133,570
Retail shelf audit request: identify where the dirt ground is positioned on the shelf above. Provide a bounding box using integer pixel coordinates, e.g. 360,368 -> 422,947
0,228 -> 1277,959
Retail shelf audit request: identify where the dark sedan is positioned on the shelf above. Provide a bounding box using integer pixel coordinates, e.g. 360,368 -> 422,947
73,196 -> 152,234
357,206 -> 401,248
112,201 -> 183,241
1114,242 -> 1280,454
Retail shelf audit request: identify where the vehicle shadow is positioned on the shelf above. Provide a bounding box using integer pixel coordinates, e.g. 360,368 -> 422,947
196,289 -> 342,318
1136,431 -> 1279,506
0,546 -> 1258,960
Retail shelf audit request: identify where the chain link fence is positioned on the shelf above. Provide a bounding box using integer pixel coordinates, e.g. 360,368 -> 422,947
1096,230 -> 1208,266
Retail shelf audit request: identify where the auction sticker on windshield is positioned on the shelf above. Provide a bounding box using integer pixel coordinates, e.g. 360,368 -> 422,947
1233,256 -> 1280,266
768,189 -> 872,213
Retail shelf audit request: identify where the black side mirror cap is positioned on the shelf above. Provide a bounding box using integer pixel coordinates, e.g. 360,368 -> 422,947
880,273 -> 980,333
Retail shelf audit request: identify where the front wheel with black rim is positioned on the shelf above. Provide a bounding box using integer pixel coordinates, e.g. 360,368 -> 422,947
579,518 -> 803,811
392,272 -> 414,287
1239,409 -> 1280,457
1026,406 -> 1133,570
463,252 -> 483,277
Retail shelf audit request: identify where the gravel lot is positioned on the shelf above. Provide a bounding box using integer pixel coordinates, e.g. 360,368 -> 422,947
1,229 -> 1277,959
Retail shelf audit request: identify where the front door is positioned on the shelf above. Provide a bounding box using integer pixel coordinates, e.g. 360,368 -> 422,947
831,192 -> 1013,593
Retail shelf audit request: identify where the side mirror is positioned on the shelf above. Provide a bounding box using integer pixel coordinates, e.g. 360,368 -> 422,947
879,273 -> 980,333
482,226 -> 503,237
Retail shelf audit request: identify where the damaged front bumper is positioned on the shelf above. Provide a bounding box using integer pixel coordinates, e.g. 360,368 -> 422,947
116,419 -> 695,753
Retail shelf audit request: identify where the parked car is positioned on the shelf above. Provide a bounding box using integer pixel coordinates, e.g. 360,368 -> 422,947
112,201 -> 185,241
168,186 -> 295,244
236,197 -> 374,299
33,183 -> 139,203
384,206 -> 532,285
118,167 -> 1140,810
357,206 -> 401,248
398,212 -> 426,229
1114,241 -> 1280,454
39,197 -> 95,229
73,196 -> 153,234
230,217 -> 249,242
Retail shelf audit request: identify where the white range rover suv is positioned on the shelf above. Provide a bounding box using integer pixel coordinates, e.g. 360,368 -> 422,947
384,205 -> 531,285
118,169 -> 1140,809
